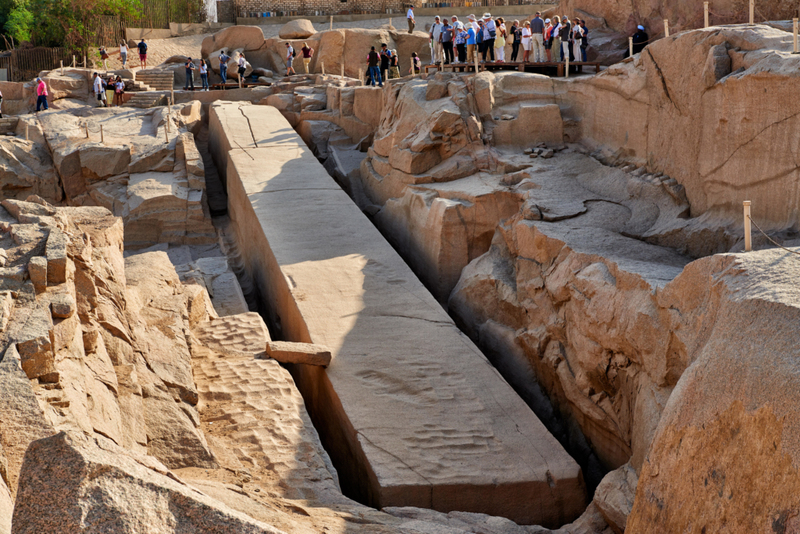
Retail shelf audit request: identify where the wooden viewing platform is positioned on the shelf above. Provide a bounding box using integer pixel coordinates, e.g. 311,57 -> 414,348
424,60 -> 601,77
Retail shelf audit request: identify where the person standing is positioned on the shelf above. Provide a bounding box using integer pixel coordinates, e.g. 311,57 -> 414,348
551,16 -> 562,62
238,52 -> 249,83
219,50 -> 230,84
35,77 -> 48,112
631,25 -> 649,55
559,16 -> 571,62
530,12 -> 545,62
92,72 -> 105,107
482,14 -> 496,62
99,46 -> 109,70
380,43 -> 391,80
409,51 -> 421,74
544,18 -> 554,61
579,19 -> 589,61
389,49 -> 401,78
284,43 -> 295,76
184,57 -> 196,90
509,20 -> 520,62
572,20 -> 584,63
367,46 -> 382,86
301,42 -> 314,74
407,5 -> 415,34
521,21 -> 532,63
455,23 -> 467,63
476,19 -> 485,61
199,59 -> 209,90
137,39 -> 147,69
429,16 -> 443,65
440,20 -> 454,65
466,22 -> 476,64
114,76 -> 124,106
119,41 -> 128,68
494,17 -> 506,62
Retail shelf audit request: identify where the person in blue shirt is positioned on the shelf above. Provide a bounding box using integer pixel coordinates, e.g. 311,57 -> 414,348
476,20 -> 484,63
466,24 -> 477,64
454,23 -> 467,63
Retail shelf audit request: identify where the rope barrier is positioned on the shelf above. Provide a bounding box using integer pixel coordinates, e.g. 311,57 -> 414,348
747,215 -> 800,257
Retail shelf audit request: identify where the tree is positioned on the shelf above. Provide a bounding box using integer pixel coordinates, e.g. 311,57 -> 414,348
4,0 -> 32,44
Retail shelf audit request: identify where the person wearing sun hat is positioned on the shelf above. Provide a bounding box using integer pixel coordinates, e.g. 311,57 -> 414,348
481,13 -> 496,61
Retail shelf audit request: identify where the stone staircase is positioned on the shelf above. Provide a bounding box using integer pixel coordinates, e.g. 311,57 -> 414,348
134,70 -> 175,91
124,91 -> 169,109
125,79 -> 154,92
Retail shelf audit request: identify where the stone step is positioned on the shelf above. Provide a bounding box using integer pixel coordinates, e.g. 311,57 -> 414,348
123,92 -> 168,109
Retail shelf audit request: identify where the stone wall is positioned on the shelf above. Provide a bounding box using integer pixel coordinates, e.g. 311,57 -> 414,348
232,0 -> 407,18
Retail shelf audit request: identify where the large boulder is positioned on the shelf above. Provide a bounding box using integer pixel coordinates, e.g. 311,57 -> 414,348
201,25 -> 265,58
11,431 -> 285,533
278,19 -> 316,39
627,249 -> 800,533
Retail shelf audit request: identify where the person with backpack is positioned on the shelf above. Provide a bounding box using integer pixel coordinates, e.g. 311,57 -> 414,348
184,57 -> 196,90
218,50 -> 230,84
92,72 -> 106,107
199,59 -> 209,90
409,52 -> 421,74
482,13 -> 496,62
285,43 -> 296,76
476,20 -> 485,62
137,39 -> 147,69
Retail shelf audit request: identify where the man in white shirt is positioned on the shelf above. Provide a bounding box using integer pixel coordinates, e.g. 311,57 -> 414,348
407,5 -> 415,34
430,16 -> 443,64
92,72 -> 106,107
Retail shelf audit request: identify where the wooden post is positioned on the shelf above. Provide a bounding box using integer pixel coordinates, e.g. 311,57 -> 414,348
330,15 -> 333,30
664,19 -> 669,37
565,50 -> 569,78
794,18 -> 798,53
340,63 -> 345,77
25,124 -> 28,141
359,67 -> 363,84
474,50 -> 479,74
628,36 -> 633,57
389,17 -> 392,27
704,2 -> 709,27
83,55 -> 87,68
100,125 -> 104,144
743,200 -> 752,251
164,123 -> 169,143
321,61 -> 325,74
749,0 -> 754,24
60,60 -> 63,76
72,55 -> 75,68
85,124 -> 89,139
170,89 -> 174,106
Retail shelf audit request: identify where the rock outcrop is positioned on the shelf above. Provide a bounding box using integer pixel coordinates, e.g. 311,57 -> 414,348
34,105 -> 217,249
12,431 -> 285,534
0,199 -> 217,476
626,248 -> 800,533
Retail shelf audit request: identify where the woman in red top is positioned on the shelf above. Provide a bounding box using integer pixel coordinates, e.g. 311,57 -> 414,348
301,42 -> 314,74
